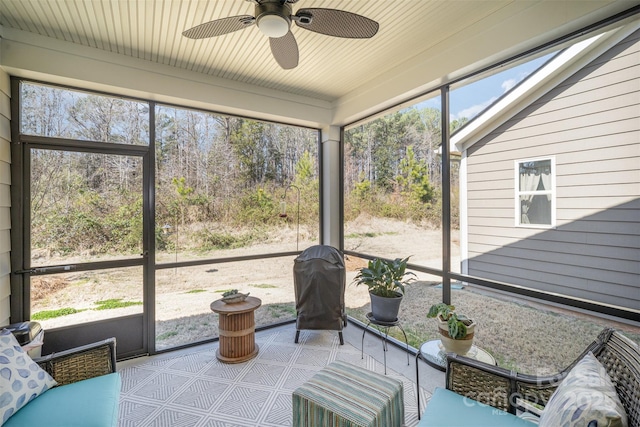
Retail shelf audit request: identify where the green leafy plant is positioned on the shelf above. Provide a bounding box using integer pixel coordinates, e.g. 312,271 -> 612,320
222,289 -> 238,297
32,307 -> 85,320
427,303 -> 472,339
94,299 -> 143,310
352,257 -> 416,298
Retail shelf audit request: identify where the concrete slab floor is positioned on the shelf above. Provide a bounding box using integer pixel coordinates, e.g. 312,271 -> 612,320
343,319 -> 445,398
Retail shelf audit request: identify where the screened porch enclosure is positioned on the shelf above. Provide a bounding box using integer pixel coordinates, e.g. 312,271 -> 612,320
11,81 -> 321,356
1,2 -> 638,368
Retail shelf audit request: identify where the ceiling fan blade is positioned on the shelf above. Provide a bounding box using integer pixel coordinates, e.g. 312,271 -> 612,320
182,15 -> 254,39
269,31 -> 299,70
294,8 -> 379,39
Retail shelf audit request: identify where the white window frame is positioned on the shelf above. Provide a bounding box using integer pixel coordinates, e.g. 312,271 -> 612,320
514,157 -> 556,228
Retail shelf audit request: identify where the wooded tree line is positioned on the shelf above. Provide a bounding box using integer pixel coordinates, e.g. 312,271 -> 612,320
344,107 -> 466,225
21,83 -> 465,257
153,106 -> 319,252
22,83 -> 318,256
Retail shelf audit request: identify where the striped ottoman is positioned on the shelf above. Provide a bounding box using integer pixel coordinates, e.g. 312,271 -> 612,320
292,360 -> 404,427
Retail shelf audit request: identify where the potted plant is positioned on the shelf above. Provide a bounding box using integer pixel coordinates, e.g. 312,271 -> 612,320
353,257 -> 416,322
427,303 -> 476,355
221,289 -> 250,304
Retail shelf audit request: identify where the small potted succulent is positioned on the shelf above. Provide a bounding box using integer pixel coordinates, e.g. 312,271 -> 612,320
352,257 -> 416,322
221,289 -> 250,304
427,303 -> 476,355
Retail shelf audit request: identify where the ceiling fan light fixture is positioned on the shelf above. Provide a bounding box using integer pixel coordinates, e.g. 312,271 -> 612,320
257,14 -> 290,38
183,1 -> 379,69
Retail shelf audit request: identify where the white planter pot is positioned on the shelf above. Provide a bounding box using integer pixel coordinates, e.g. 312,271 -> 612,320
437,317 -> 476,355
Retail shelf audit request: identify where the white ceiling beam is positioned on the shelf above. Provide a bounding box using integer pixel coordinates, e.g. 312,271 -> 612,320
0,27 -> 332,129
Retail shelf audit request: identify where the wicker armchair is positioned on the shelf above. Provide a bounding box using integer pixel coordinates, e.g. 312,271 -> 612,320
2,337 -> 119,427
34,337 -> 117,386
445,328 -> 640,427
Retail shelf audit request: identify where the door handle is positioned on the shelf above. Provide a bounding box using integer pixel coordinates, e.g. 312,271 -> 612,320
15,265 -> 77,274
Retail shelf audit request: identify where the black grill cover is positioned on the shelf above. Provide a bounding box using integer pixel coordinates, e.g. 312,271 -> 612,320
294,245 -> 345,331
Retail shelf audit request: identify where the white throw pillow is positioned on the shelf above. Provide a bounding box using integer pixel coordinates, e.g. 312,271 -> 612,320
539,352 -> 628,427
0,329 -> 57,425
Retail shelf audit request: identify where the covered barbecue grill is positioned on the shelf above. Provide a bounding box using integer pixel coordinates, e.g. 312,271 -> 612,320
293,245 -> 346,345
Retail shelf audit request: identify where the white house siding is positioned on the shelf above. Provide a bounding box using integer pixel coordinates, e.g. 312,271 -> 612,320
465,30 -> 640,311
0,68 -> 10,326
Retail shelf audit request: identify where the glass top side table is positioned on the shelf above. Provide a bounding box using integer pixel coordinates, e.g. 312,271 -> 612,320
420,339 -> 495,371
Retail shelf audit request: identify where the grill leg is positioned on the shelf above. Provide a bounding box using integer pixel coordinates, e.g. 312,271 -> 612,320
295,330 -> 300,343
339,332 -> 344,345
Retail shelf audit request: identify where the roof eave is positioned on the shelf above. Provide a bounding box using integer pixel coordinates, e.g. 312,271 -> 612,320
451,21 -> 640,153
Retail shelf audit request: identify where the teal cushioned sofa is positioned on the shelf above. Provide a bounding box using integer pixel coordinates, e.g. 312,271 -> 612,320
418,329 -> 639,427
4,338 -> 120,427
418,387 -> 535,426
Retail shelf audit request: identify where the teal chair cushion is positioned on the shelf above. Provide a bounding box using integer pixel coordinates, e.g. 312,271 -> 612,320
4,373 -> 121,427
418,387 -> 536,427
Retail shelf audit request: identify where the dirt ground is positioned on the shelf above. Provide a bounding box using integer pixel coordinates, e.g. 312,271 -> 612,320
33,215 -> 444,322
31,216 -> 638,373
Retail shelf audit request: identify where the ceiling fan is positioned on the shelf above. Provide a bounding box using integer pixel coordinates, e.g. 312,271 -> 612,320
182,0 -> 379,70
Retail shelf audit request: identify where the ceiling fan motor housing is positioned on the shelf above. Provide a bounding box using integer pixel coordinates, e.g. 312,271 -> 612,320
256,2 -> 292,38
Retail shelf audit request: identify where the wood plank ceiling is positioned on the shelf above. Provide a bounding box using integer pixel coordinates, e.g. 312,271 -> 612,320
0,0 -> 514,102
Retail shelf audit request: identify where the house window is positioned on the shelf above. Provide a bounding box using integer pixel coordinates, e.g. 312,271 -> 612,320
516,158 -> 555,227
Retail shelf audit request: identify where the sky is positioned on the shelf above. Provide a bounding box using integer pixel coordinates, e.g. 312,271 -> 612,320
417,53 -> 555,121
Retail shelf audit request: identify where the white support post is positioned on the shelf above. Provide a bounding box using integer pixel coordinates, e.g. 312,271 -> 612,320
321,125 -> 341,248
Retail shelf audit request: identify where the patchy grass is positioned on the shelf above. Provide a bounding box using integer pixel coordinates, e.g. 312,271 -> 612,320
345,231 -> 398,239
184,289 -> 207,294
94,299 -> 143,310
157,331 -> 179,340
267,303 -> 296,319
32,307 -> 85,320
250,284 -> 277,289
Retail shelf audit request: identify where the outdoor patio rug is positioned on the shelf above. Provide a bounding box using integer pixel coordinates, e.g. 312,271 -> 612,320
118,327 -> 427,426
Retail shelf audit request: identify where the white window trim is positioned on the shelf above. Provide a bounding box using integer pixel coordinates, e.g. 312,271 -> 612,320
514,157 -> 556,228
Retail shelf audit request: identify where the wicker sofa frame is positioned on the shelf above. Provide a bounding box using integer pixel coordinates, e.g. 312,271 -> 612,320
445,328 -> 639,427
34,337 -> 117,386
